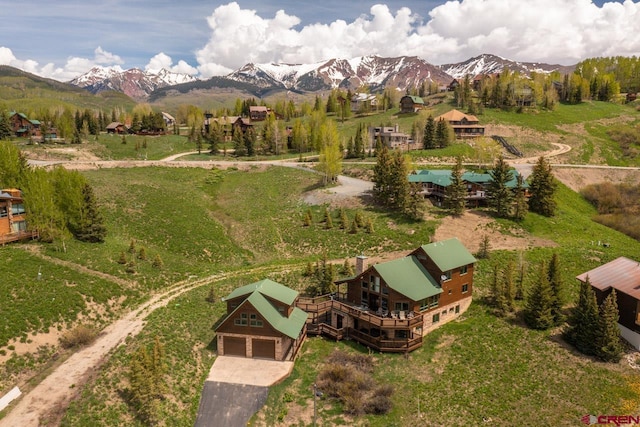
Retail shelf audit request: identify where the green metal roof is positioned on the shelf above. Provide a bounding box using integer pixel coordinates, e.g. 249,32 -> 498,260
420,238 -> 477,272
224,278 -> 298,305
404,95 -> 424,104
374,256 -> 442,301
408,169 -> 527,188
246,292 -> 308,339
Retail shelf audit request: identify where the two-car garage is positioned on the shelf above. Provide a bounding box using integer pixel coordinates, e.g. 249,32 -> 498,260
221,336 -> 276,360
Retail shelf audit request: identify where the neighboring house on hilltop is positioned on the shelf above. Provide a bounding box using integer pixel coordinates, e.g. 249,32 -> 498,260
435,109 -> 485,139
408,169 -> 528,207
399,95 -> 424,113
204,115 -> 252,141
369,124 -> 416,151
106,122 -> 129,134
576,257 -> 640,350
351,93 -> 377,113
0,189 -> 38,244
9,112 -> 41,138
297,239 -> 476,353
249,106 -> 269,121
216,279 -> 308,360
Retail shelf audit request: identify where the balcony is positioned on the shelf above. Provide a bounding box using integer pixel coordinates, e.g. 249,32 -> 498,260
0,230 -> 39,245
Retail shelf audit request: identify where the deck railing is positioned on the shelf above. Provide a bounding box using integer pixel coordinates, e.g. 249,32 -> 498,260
0,230 -> 39,245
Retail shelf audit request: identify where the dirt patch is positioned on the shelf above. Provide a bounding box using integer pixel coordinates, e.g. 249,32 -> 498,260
554,166 -> 640,192
434,210 -> 557,253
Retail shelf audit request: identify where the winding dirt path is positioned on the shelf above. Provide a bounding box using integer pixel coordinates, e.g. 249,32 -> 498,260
0,264 -> 299,427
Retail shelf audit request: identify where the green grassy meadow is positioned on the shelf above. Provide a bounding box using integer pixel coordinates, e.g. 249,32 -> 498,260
1,99 -> 640,425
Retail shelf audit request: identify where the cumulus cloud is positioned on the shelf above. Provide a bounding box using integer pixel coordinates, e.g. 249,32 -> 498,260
195,0 -> 640,77
145,52 -> 198,75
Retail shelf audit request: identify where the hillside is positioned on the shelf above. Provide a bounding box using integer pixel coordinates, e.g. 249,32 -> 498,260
0,65 -> 135,112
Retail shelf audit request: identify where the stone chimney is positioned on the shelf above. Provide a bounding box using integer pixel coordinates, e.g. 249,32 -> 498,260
355,255 -> 368,275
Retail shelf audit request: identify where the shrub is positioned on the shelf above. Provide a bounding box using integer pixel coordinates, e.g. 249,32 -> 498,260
60,325 -> 97,349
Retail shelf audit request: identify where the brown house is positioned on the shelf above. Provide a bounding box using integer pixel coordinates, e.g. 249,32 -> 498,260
435,109 -> 485,139
399,95 -> 424,113
0,189 -> 38,244
204,116 -> 253,141
576,257 -> 640,350
297,238 -> 476,353
216,279 -> 308,360
106,122 -> 128,134
9,112 -> 41,138
249,106 -> 269,121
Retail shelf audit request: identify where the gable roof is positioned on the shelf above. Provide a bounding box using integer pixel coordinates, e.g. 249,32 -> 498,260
223,278 -> 299,306
374,256 -> 442,301
576,257 -> 640,300
245,292 -> 308,339
401,95 -> 424,104
420,238 -> 477,272
106,122 -> 125,130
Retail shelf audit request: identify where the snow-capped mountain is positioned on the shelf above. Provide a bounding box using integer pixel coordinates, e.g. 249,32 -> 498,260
226,55 -> 453,92
440,54 -> 575,79
69,66 -> 196,99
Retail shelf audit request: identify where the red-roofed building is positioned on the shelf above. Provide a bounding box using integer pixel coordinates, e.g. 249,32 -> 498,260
576,257 -> 640,349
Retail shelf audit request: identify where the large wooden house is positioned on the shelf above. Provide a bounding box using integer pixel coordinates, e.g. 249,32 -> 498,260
408,169 -> 528,207
9,112 -> 41,138
0,189 -> 38,244
297,239 -> 476,353
216,279 -> 308,360
435,109 -> 485,139
576,257 -> 640,350
399,95 -> 424,113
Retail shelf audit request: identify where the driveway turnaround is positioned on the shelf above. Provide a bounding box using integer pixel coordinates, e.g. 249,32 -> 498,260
194,356 -> 294,427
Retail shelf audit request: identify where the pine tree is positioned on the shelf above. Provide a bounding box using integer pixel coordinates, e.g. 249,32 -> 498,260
524,262 -> 555,330
349,219 -> 358,234
365,218 -> 374,233
341,258 -> 354,276
503,260 -> 516,312
206,285 -> 216,303
152,254 -> 164,269
423,115 -> 436,149
488,155 -> 514,218
547,253 -> 564,325
513,174 -> 529,221
435,118 -> 450,147
339,208 -> 348,229
447,157 -> 467,215
596,289 -> 624,362
564,277 -> 600,356
476,234 -> 491,259
73,183 -> 107,243
372,143 -> 392,206
528,156 -> 558,216
138,247 -> 147,261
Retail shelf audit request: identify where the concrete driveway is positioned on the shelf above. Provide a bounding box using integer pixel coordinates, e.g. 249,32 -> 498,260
194,356 -> 294,427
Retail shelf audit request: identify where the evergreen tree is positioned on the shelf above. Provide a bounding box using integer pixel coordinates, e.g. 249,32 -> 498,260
232,127 -> 246,156
423,115 -> 436,149
349,219 -> 358,234
528,156 -> 557,216
373,143 -> 392,206
488,155 -> 514,218
564,277 -> 598,355
73,183 -> 107,243
195,133 -> 203,154
447,157 -> 467,215
524,262 -> 555,330
513,174 -> 529,221
389,151 -> 411,213
547,253 -> 564,324
339,208 -> 348,229
341,258 -> 354,276
0,110 -> 12,139
435,118 -> 450,147
595,290 -> 623,362
152,254 -> 164,269
476,234 -> 491,259
503,260 -> 516,312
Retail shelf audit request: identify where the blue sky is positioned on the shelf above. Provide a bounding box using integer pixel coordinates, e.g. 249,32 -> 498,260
0,1 -> 637,81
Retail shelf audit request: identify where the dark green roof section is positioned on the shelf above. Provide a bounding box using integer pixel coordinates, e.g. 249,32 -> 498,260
405,95 -> 424,104
247,292 -> 308,339
223,279 -> 298,306
374,256 -> 441,301
408,169 -> 528,188
421,238 -> 477,272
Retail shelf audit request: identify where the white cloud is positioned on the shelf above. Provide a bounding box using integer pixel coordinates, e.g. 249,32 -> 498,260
145,52 -> 198,75
195,0 -> 640,76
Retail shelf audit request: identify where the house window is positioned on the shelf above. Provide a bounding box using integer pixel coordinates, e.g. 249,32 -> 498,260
394,302 -> 409,311
448,289 -> 452,295
250,314 -> 263,327
372,277 -> 380,293
11,203 -> 25,215
362,280 -> 368,288
0,206 -> 7,217
382,286 -> 389,295
455,305 -> 460,314
462,284 -> 469,293
460,265 -> 468,275
432,313 -> 440,323
381,298 -> 388,309
419,295 -> 440,311
11,221 -> 26,232
362,291 -> 368,301
234,313 -> 248,326
442,271 -> 452,281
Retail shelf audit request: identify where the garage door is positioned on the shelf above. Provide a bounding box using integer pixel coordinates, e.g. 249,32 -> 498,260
224,336 -> 246,357
252,339 -> 275,359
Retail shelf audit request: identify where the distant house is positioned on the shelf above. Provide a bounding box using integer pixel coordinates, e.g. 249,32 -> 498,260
106,122 -> 128,134
447,79 -> 460,91
399,95 -> 424,113
435,109 -> 485,139
0,189 -> 38,244
297,239 -> 476,353
351,93 -> 377,113
205,116 -> 253,141
9,112 -> 41,138
249,106 -> 269,121
368,124 -> 416,151
408,169 -> 528,207
576,257 -> 640,350
216,279 -> 308,360
162,112 -> 176,127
